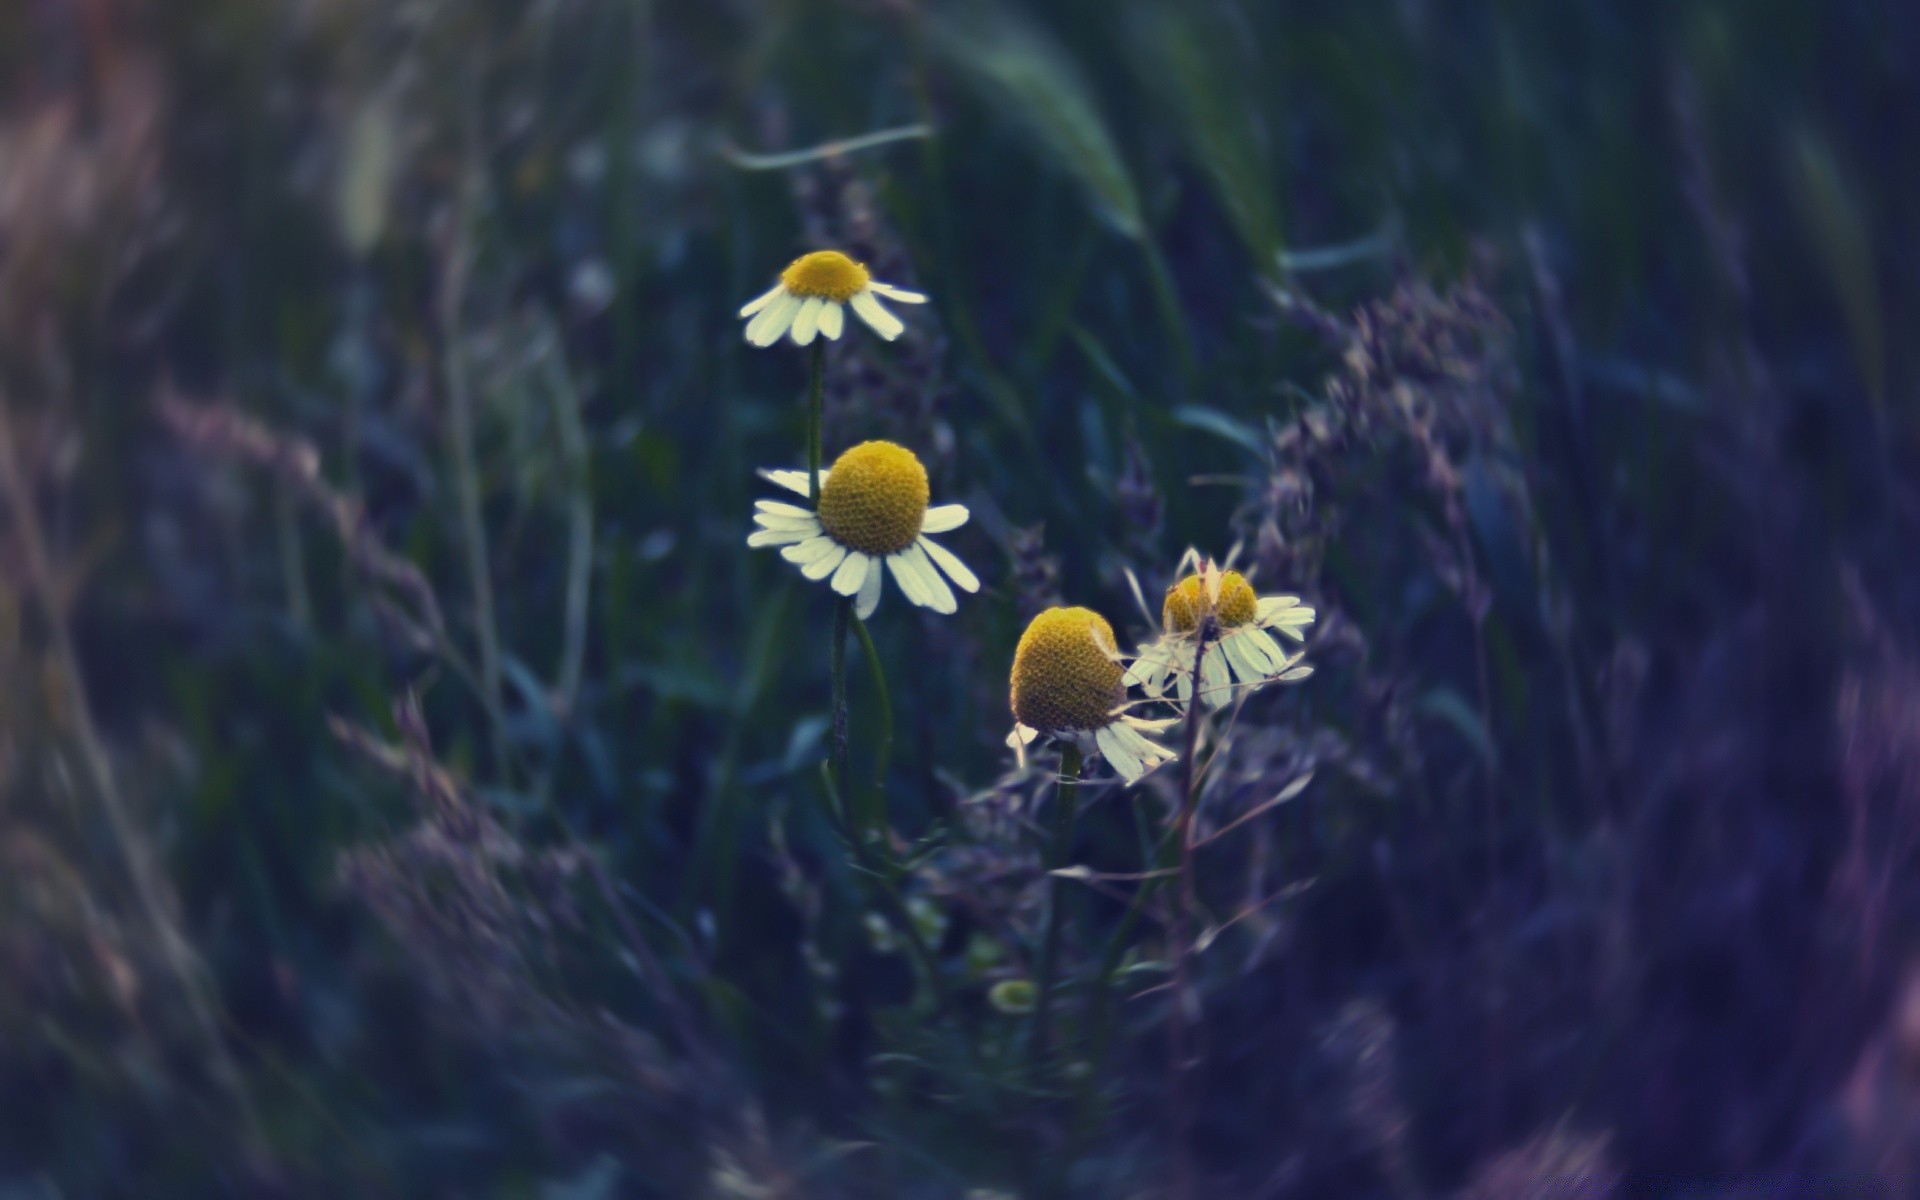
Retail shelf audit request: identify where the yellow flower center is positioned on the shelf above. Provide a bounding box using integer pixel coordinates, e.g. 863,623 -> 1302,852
780,250 -> 871,303
1010,607 -> 1126,733
1163,570 -> 1257,634
816,440 -> 929,555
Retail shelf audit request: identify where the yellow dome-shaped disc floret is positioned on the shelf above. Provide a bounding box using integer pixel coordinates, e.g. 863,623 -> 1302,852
816,440 -> 930,556
780,250 -> 872,303
1163,570 -> 1258,634
1010,607 -> 1126,733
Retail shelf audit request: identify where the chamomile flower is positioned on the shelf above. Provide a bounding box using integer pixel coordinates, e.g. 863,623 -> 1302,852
1126,562 -> 1316,710
738,249 -> 927,347
748,440 -> 978,620
1006,606 -> 1176,785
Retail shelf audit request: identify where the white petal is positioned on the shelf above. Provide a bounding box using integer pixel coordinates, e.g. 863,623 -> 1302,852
738,283 -> 786,318
902,543 -> 956,614
1111,722 -> 1173,769
869,282 -> 928,304
885,552 -> 927,607
1095,724 -> 1144,783
781,536 -> 837,566
1198,646 -> 1233,709
801,543 -> 847,580
918,537 -> 979,593
753,512 -> 819,531
790,297 -> 825,345
856,557 -> 884,619
745,293 -> 801,346
920,503 -> 970,533
747,527 -> 811,547
818,301 -> 845,340
1006,723 -> 1038,768
1221,625 -> 1267,683
1120,714 -> 1181,734
1242,628 -> 1288,673
830,552 -> 870,597
849,290 -> 905,340
755,499 -> 813,519
1254,595 -> 1301,622
760,467 -> 828,496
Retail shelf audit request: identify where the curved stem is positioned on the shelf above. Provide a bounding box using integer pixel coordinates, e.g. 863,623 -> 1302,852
851,614 -> 893,832
1030,741 -> 1083,1079
830,596 -> 852,829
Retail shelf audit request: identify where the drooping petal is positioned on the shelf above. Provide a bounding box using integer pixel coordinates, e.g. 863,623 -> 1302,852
1198,645 -> 1233,708
918,536 -> 979,593
830,552 -> 870,597
818,301 -> 845,340
738,283 -> 786,318
1222,631 -> 1269,686
920,503 -> 969,534
855,558 -> 884,619
885,552 -> 927,607
801,543 -> 847,580
1242,628 -> 1289,673
869,282 -> 928,304
745,292 -> 802,346
1094,724 -> 1144,783
1110,721 -> 1174,772
901,543 -> 956,614
849,290 -> 905,340
790,297 -> 825,345
1006,722 -> 1038,768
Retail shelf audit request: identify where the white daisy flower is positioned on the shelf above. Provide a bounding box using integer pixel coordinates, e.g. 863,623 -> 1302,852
1125,563 -> 1316,710
1006,606 -> 1176,786
738,249 -> 927,347
748,439 -> 978,621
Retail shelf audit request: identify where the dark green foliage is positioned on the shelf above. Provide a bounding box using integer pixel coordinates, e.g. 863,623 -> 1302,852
2,0 -> 1919,1196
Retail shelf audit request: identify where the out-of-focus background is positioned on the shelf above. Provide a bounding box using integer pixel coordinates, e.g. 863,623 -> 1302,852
3,0 -> 1918,1195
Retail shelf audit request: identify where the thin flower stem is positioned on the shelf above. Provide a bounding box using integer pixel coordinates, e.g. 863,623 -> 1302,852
1167,631 -> 1210,1200
440,121 -> 509,782
830,595 -> 853,830
1030,741 -> 1084,1079
852,614 -> 893,830
806,339 -> 825,507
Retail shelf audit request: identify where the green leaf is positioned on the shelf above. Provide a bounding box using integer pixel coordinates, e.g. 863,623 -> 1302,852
1171,405 -> 1267,456
1126,3 -> 1284,271
931,3 -> 1144,239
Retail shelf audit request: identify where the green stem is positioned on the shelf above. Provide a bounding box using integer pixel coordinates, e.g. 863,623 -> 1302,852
1075,636 -> 1212,1161
807,339 -> 825,507
851,614 -> 893,832
830,596 -> 853,833
1167,634 -> 1210,1200
1030,742 -> 1083,1078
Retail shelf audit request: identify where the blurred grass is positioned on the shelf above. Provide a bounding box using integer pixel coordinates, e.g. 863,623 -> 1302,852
0,0 -> 1917,1195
